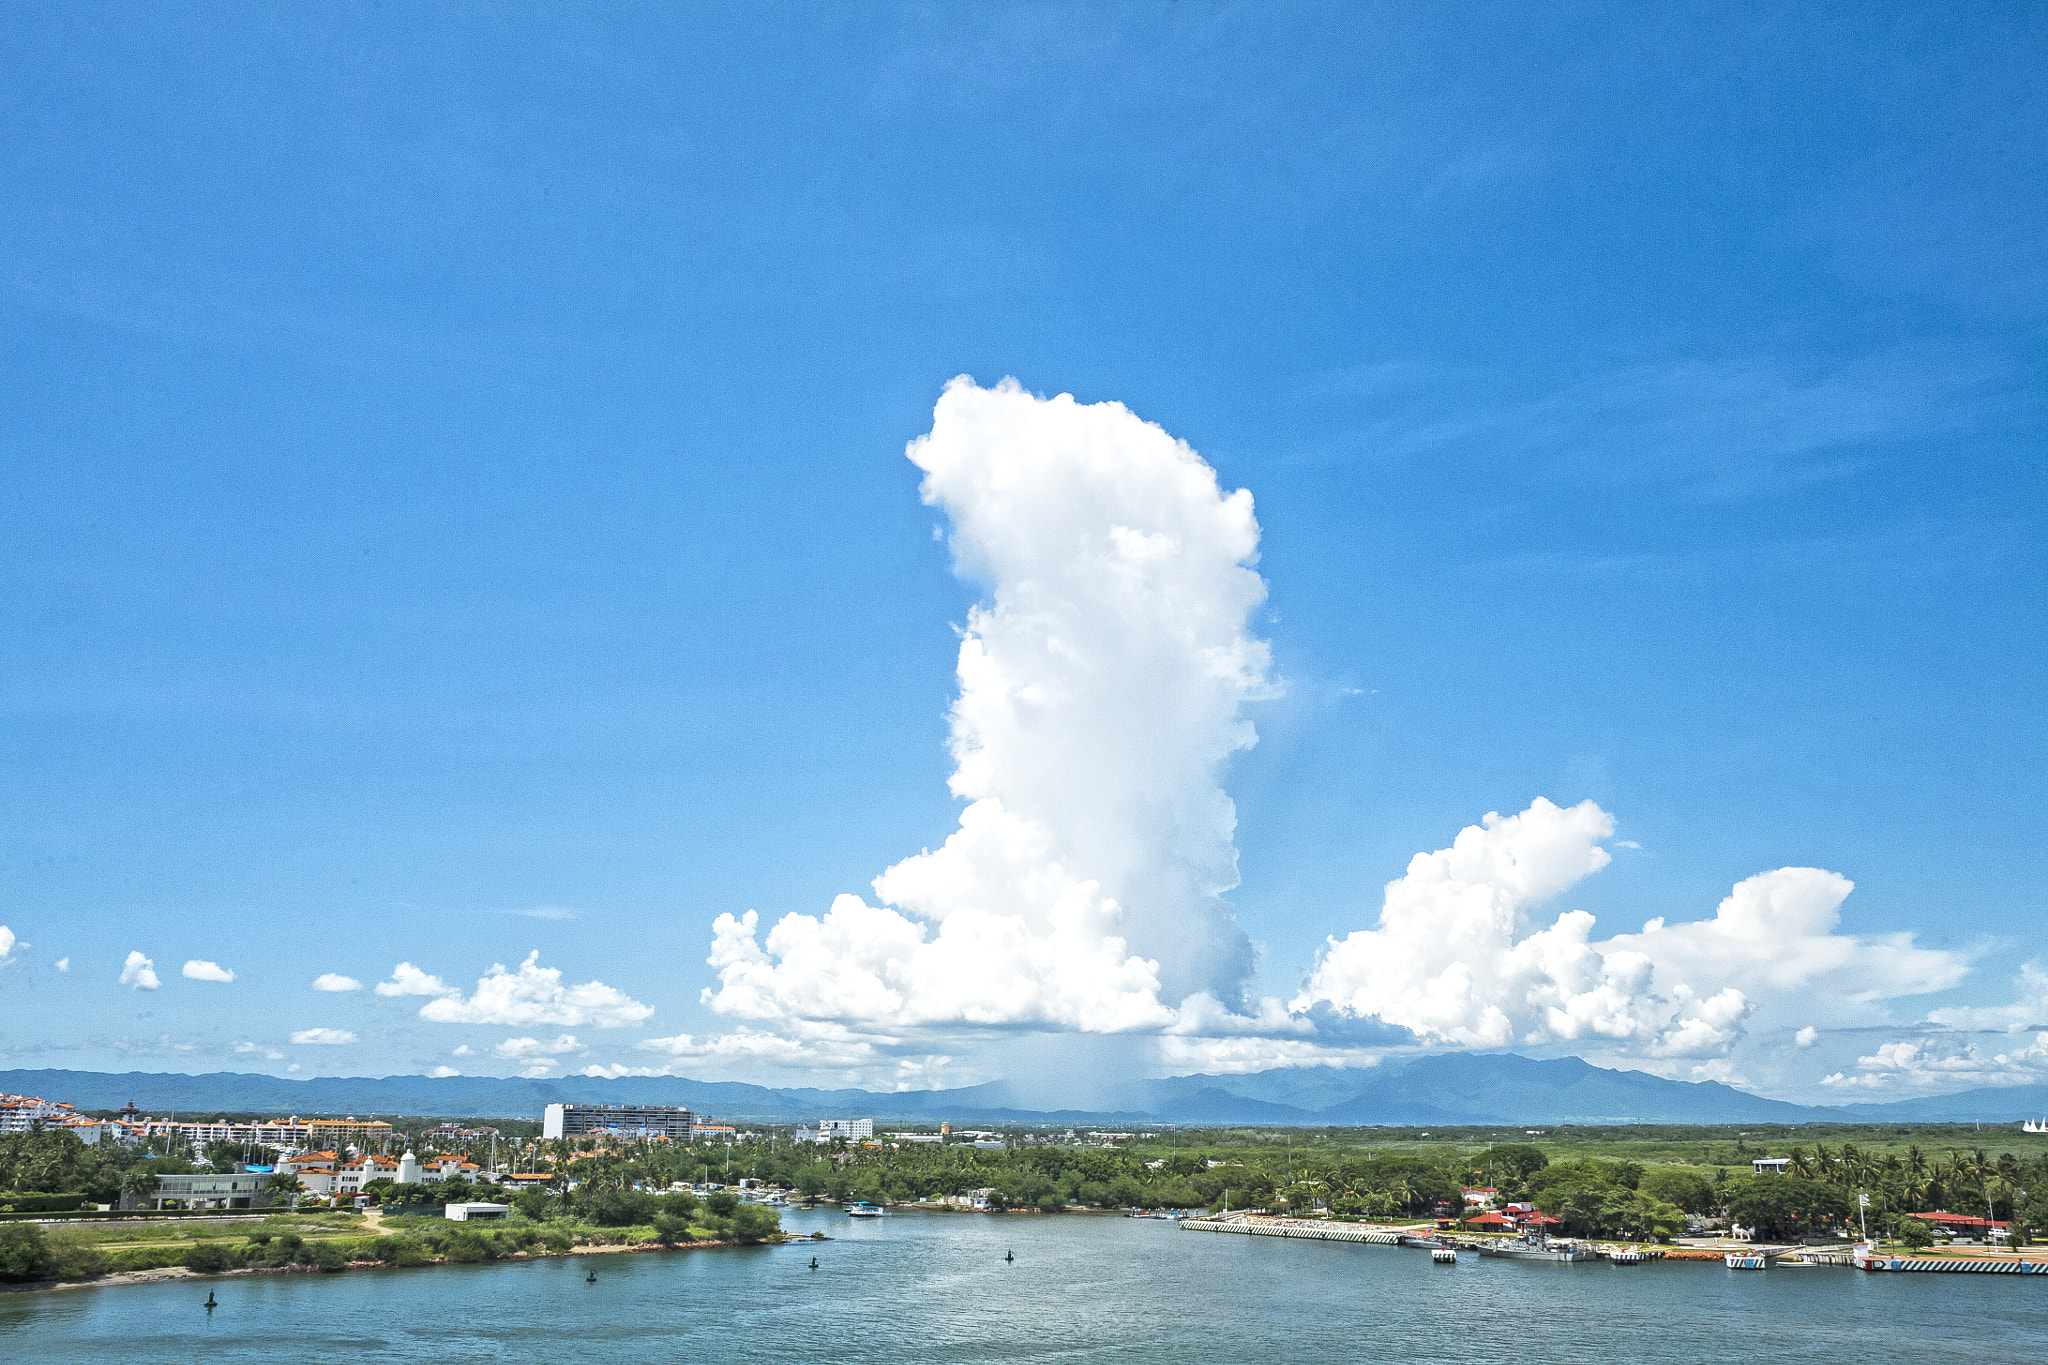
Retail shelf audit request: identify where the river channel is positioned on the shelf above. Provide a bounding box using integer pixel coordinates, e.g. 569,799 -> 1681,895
4,1207 -> 2043,1361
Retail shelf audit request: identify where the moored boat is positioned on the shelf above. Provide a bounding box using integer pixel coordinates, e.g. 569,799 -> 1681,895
1432,1247 -> 1458,1265
1477,1236 -> 1597,1263
847,1202 -> 885,1218
1609,1249 -> 1648,1265
1725,1252 -> 1769,1269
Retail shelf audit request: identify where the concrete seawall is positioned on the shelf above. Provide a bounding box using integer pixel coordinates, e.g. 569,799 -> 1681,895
1180,1214 -> 1417,1245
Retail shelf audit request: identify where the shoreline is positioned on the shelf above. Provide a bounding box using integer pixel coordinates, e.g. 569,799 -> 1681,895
0,1232 -> 808,1297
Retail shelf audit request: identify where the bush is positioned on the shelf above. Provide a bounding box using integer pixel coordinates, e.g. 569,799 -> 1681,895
446,1230 -> 497,1264
0,1192 -> 93,1214
704,1190 -> 740,1219
1897,1218 -> 1935,1249
0,1223 -> 49,1280
542,1228 -> 574,1253
43,1232 -> 108,1280
307,1241 -> 348,1272
657,1191 -> 701,1221
372,1235 -> 429,1267
731,1205 -> 781,1244
512,1188 -> 554,1221
583,1189 -> 659,1227
184,1242 -> 238,1273
652,1214 -> 689,1246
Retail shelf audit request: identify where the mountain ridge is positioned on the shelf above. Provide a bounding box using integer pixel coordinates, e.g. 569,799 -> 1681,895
7,1057 -> 2045,1126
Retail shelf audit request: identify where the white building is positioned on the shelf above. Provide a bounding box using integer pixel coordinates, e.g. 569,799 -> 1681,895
817,1118 -> 873,1141
0,1094 -> 77,1133
444,1202 -> 510,1221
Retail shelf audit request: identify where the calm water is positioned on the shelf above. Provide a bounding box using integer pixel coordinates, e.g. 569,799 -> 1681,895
4,1209 -> 2043,1362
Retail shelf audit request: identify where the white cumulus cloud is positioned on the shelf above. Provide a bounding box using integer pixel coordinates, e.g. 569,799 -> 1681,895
119,951 -> 160,991
1821,1032 -> 2048,1092
1296,797 -> 1969,1064
234,1041 -> 285,1060
289,1027 -> 356,1045
375,963 -> 455,998
418,951 -> 652,1028
54,957 -> 68,973
701,377 -> 1276,1049
1795,1026 -> 1819,1048
428,1065 -> 461,1078
0,926 -> 17,965
492,1034 -> 586,1060
312,973 -> 363,992
182,959 -> 235,984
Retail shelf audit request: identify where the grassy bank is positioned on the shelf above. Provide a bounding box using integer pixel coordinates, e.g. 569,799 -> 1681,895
0,1209 -> 787,1289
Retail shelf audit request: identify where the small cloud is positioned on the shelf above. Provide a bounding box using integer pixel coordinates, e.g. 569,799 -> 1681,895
287,1063 -> 301,1072
289,1027 -> 357,1045
493,1034 -> 586,1061
504,906 -> 578,922
376,962 -> 456,998
428,1065 -> 461,1078
1795,1026 -> 1819,1048
452,1044 -> 473,1056
0,925 -> 19,964
54,957 -> 69,972
234,1041 -> 286,1061
1615,840 -> 1642,850
419,952 -> 651,1028
312,973 -> 363,992
182,960 -> 236,984
120,951 -> 161,991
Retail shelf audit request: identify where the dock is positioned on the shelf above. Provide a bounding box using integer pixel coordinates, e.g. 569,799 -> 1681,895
1180,1213 -> 1423,1245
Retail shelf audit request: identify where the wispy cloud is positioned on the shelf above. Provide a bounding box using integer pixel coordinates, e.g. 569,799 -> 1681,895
1294,344 -> 2015,500
501,906 -> 578,921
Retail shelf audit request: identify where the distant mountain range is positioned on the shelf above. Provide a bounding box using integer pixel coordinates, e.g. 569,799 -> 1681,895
5,1056 -> 2044,1127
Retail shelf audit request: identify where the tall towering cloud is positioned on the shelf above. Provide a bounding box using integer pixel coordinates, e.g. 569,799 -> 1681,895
703,377 -> 1275,1037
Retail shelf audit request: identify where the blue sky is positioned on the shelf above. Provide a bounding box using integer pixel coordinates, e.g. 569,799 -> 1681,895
1,3 -> 2042,1103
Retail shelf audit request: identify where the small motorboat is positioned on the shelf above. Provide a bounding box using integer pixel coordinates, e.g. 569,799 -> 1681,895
847,1202 -> 885,1218
1432,1247 -> 1458,1265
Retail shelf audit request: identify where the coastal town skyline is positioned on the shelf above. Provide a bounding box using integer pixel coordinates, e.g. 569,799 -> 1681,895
2,6 -> 2044,1108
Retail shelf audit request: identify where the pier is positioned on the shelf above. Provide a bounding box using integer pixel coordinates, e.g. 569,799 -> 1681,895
1180,1213 -> 1422,1245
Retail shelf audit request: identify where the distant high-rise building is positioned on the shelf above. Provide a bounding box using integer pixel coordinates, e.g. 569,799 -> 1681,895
541,1102 -> 695,1141
817,1118 -> 873,1141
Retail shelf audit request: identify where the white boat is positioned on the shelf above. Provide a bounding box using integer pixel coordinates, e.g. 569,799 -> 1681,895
1609,1249 -> 1649,1265
1432,1247 -> 1458,1265
1725,1252 -> 1769,1269
847,1202 -> 885,1218
1478,1236 -> 1597,1263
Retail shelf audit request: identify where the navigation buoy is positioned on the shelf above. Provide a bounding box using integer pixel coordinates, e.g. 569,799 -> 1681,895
1005,1250 -> 1014,1264
203,1291 -> 217,1311
809,1257 -> 819,1270
587,1271 -> 598,1284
